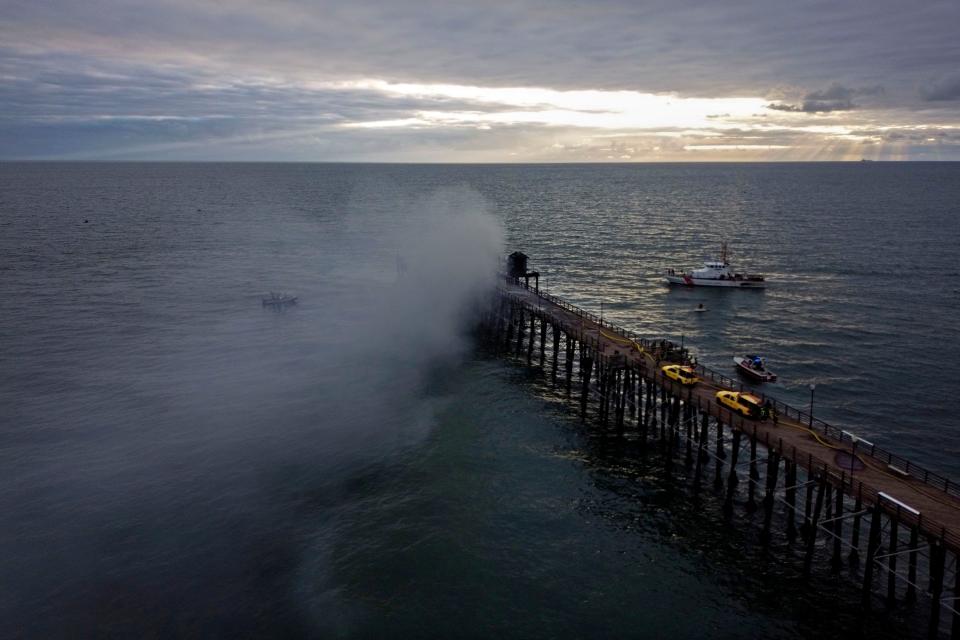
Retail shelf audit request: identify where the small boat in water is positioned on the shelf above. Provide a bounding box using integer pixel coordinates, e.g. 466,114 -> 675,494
262,292 -> 298,307
666,242 -> 766,288
734,354 -> 777,382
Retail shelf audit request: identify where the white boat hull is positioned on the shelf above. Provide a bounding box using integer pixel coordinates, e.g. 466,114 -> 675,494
665,275 -> 765,288
734,356 -> 777,382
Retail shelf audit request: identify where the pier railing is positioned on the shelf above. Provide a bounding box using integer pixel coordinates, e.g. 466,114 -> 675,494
506,278 -> 960,501
692,351 -> 959,500
703,392 -> 958,548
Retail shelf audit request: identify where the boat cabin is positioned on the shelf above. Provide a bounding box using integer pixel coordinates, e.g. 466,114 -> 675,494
692,260 -> 733,279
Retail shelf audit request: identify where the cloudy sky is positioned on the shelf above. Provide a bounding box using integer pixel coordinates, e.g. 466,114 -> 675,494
2,0 -> 959,161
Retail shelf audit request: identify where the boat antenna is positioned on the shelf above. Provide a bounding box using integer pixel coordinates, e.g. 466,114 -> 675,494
720,241 -> 729,265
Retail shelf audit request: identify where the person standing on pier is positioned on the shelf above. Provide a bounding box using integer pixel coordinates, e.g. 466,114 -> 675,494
764,400 -> 778,426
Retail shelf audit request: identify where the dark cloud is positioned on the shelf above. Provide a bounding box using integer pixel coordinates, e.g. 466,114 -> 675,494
856,127 -> 960,143
2,1 -> 958,96
1,0 -> 959,158
920,74 -> 960,101
766,83 -> 884,113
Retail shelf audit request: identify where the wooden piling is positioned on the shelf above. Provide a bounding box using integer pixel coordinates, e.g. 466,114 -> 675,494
906,526 -> 919,605
551,325 -> 560,383
637,376 -> 646,442
803,469 -> 815,539
803,477 -> 826,577
659,384 -> 668,441
644,380 -> 654,441
887,516 -> 899,606
725,429 -> 742,514
850,489 -> 863,565
747,435 -> 759,512
579,354 -> 593,420
600,366 -> 611,427
785,460 -> 798,542
619,368 -> 628,426
693,413 -> 709,494
761,449 -> 781,544
861,507 -> 883,609
928,541 -> 945,639
516,307 -> 525,356
832,474 -> 845,572
527,314 -> 535,363
714,419 -> 725,490
666,392 -> 677,480
952,553 -> 960,640
539,316 -> 547,366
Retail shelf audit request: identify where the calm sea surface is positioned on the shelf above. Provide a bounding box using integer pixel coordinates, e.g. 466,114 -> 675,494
2,162 -> 959,638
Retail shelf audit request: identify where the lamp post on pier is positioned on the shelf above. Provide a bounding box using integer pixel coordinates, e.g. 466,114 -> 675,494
808,383 -> 816,427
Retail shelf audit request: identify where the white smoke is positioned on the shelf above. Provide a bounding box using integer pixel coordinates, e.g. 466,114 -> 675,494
378,187 -> 504,363
0,182 -> 505,635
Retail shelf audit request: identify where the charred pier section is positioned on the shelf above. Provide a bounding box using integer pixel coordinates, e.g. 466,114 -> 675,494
479,273 -> 960,638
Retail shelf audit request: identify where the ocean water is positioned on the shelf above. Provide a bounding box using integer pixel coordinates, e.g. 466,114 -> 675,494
1,162 -> 958,638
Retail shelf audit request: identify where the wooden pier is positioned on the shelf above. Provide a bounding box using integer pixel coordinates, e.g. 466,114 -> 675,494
480,275 -> 960,638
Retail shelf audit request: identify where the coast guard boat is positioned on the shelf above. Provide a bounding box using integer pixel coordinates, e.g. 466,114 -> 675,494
665,243 -> 766,288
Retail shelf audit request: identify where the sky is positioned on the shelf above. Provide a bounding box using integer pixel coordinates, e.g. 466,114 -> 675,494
1,0 -> 959,161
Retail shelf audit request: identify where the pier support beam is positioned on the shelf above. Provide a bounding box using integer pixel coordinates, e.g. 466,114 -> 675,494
599,366 -> 610,427
614,369 -> 630,436
861,507 -> 883,609
803,469 -> 815,539
644,381 -> 654,441
637,376 -> 646,442
906,526 -> 919,605
579,354 -> 593,420
665,393 -> 678,480
761,449 -> 781,544
952,553 -> 960,640
928,541 -> 945,640
803,478 -> 826,578
527,314 -> 535,364
724,429 -> 742,515
539,316 -> 546,367
516,308 -> 525,356
551,325 -> 560,383
746,436 -> 759,513
693,413 -> 709,494
785,461 -> 798,542
850,490 -> 863,565
831,474 -> 845,572
714,419 -> 725,490
886,516 -> 899,607
659,385 -> 668,442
